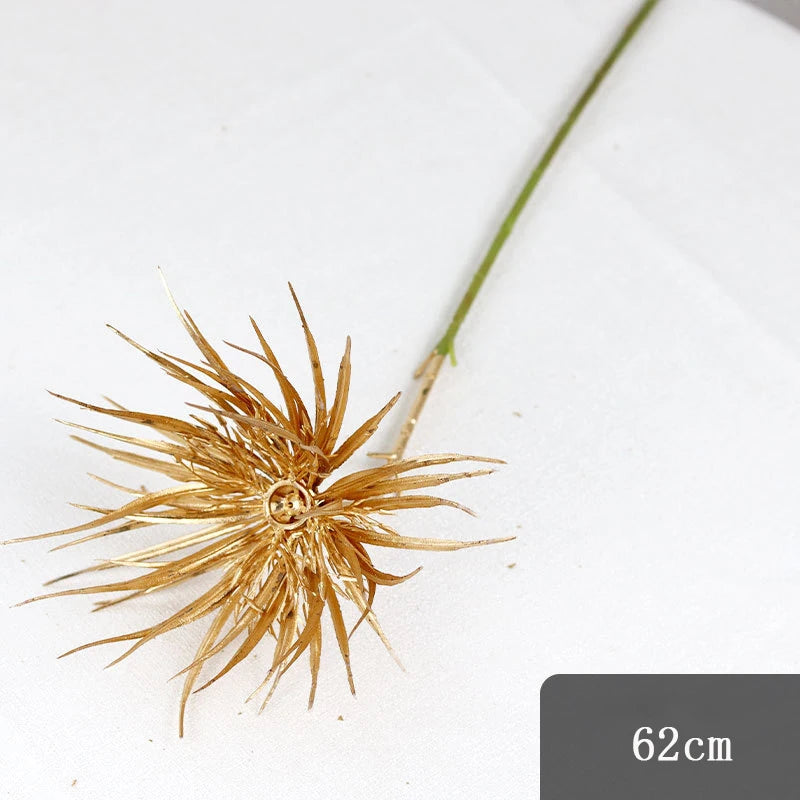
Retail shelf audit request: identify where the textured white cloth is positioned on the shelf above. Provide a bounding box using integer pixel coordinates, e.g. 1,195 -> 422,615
1,1 -> 799,797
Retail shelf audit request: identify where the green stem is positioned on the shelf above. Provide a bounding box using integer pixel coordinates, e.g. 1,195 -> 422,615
435,0 -> 661,364
376,0 -> 661,462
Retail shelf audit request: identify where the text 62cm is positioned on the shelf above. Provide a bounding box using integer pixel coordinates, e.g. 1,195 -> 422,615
633,726 -> 733,762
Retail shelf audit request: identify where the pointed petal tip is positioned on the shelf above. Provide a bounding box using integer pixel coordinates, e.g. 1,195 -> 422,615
464,455 -> 505,465
42,573 -> 69,587
58,643 -> 86,659
465,468 -> 496,479
482,535 -> 516,546
2,534 -> 49,546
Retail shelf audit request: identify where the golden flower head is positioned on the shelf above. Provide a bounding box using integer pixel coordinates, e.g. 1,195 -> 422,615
8,281 -> 507,735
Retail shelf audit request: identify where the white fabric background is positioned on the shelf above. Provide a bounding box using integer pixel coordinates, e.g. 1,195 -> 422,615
1,0 -> 799,797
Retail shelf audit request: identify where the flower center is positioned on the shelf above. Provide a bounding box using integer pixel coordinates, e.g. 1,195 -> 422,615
264,480 -> 311,530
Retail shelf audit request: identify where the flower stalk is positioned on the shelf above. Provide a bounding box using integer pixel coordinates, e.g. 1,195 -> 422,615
376,0 -> 662,462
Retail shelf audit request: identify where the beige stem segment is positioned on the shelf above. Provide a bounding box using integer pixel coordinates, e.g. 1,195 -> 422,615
368,351 -> 445,463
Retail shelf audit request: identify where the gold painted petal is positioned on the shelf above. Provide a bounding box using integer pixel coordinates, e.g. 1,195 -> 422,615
340,522 -> 514,552
179,603 -> 236,737
193,569 -> 287,691
329,392 -> 401,470
69,436 -> 194,483
354,493 -> 476,516
325,469 -> 495,502
107,326 -> 252,419
57,419 -> 189,457
323,453 -> 503,496
326,579 -> 355,695
2,482 -> 207,544
307,622 -> 323,709
187,404 -> 325,459
321,336 -> 351,454
271,590 -> 326,676
48,392 -> 202,439
248,316 -> 311,434
288,283 -> 327,436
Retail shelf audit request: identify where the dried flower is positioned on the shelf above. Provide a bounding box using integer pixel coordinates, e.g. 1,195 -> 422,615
8,281 -> 507,734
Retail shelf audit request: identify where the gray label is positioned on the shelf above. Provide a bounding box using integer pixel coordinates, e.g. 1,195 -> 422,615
540,675 -> 800,799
